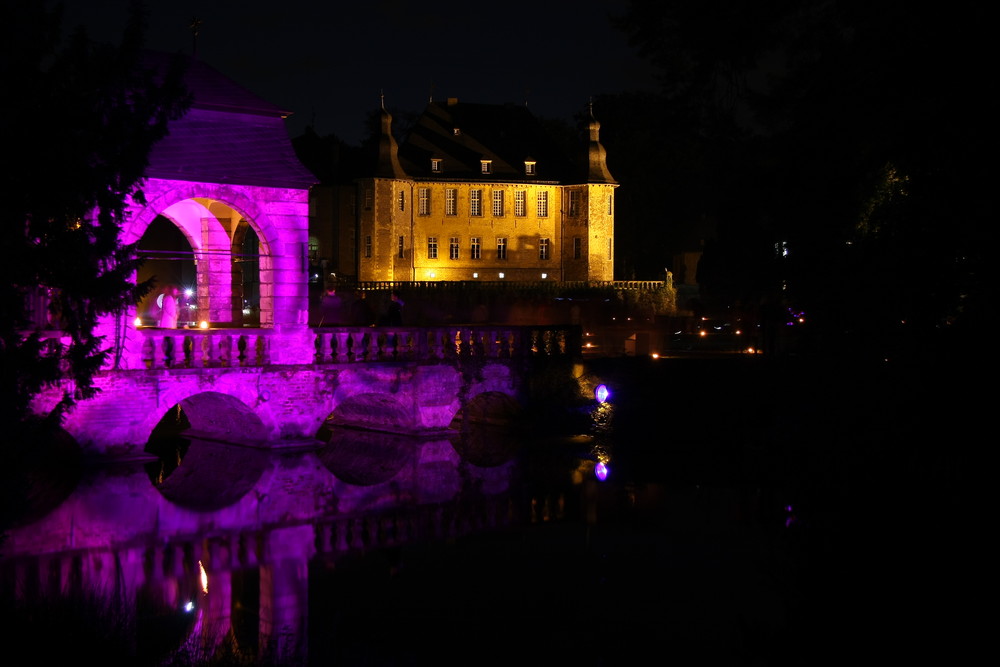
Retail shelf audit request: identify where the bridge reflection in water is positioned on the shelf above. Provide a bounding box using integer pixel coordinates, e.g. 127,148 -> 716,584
0,411 -> 602,665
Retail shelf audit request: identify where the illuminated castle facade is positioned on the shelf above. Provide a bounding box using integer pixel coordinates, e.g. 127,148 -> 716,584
331,98 -> 617,284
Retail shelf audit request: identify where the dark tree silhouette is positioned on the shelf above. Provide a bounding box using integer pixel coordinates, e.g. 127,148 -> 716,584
1,1 -> 190,431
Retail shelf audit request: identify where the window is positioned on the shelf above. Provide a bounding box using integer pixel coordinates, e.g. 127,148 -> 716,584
608,192 -> 613,215
427,237 -> 438,259
446,188 -> 457,216
574,237 -> 582,260
569,191 -> 581,217
364,188 -> 373,210
539,238 -> 550,260
453,127 -> 461,136
398,235 -> 405,259
537,191 -> 548,217
449,237 -> 460,260
514,191 -> 526,217
607,238 -> 613,260
470,236 -> 481,260
364,235 -> 372,258
525,161 -> 536,176
470,189 -> 482,216
496,237 -> 507,260
398,190 -> 405,211
492,190 -> 504,217
481,160 -> 492,174
431,158 -> 442,173
418,187 -> 430,215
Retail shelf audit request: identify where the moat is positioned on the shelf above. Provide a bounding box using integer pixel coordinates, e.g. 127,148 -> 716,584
1,353 -> 976,665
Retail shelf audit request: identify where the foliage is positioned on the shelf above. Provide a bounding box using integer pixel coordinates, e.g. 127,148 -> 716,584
612,0 -> 996,354
0,1 -> 190,428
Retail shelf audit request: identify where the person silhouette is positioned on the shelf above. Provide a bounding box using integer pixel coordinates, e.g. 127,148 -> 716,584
158,285 -> 179,328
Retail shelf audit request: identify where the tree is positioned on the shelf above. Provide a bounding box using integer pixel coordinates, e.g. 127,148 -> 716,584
1,1 -> 190,433
613,0 -> 997,355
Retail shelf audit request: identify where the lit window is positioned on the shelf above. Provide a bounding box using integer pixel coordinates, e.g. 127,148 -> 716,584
364,235 -> 372,258
453,127 -> 461,136
496,237 -> 507,260
427,237 -> 438,259
398,235 -> 404,259
398,190 -> 405,211
539,238 -> 550,260
492,190 -> 504,217
481,160 -> 492,174
525,161 -> 536,176
569,191 -> 581,217
431,158 -> 442,173
446,188 -> 457,216
470,189 -> 482,216
537,191 -> 548,217
418,187 -> 430,216
573,237 -> 582,260
514,191 -> 526,217
449,237 -> 460,260
470,236 -> 481,260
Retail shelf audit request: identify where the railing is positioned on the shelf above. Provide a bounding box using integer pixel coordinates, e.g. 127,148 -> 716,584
137,325 -> 581,370
139,329 -> 272,369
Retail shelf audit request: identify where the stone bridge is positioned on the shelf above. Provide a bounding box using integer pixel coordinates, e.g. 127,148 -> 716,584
31,323 -> 581,460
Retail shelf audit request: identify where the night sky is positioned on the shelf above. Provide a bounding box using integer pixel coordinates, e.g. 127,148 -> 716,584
59,0 -> 658,145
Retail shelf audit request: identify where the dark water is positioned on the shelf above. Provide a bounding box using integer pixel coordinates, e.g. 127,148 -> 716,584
1,354 -> 981,665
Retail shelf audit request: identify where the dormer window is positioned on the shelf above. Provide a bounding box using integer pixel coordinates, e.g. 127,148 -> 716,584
524,160 -> 536,176
481,160 -> 492,175
431,158 -> 442,173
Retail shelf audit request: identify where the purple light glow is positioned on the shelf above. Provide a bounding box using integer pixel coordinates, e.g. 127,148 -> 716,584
595,384 -> 610,403
595,462 -> 608,481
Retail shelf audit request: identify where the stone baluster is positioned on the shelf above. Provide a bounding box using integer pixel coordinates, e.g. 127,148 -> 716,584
335,331 -> 350,363
317,332 -> 333,363
368,331 -> 380,361
152,332 -> 166,368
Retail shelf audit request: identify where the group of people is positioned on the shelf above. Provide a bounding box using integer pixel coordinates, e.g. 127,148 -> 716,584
319,287 -> 404,327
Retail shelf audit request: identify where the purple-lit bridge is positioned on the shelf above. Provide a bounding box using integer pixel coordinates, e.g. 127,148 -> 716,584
30,323 -> 580,459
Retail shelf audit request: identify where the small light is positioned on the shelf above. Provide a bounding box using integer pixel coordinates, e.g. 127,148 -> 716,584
498,272 -> 505,279
595,384 -> 610,403
184,601 -> 195,613
595,462 -> 609,481
199,560 -> 208,594
473,272 -> 479,278
184,288 -> 194,298
651,353 -> 660,359
541,273 -> 547,279
134,317 -> 142,327
199,320 -> 209,329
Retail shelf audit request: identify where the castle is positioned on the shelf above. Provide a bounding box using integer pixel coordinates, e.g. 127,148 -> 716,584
310,97 -> 618,285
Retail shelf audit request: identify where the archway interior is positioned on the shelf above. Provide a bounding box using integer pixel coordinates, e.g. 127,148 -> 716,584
136,198 -> 264,328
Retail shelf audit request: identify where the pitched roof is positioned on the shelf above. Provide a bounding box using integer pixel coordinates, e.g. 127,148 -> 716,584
396,100 -> 580,182
142,51 -> 318,189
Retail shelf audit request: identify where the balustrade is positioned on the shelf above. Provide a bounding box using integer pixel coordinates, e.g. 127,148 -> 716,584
136,324 -> 580,370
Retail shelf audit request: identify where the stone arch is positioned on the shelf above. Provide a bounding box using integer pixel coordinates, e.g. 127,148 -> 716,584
326,392 -> 412,433
144,391 -> 270,511
121,181 -> 279,328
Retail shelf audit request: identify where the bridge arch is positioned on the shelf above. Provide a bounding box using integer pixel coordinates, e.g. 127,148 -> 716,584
326,392 -> 412,433
121,181 -> 283,328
